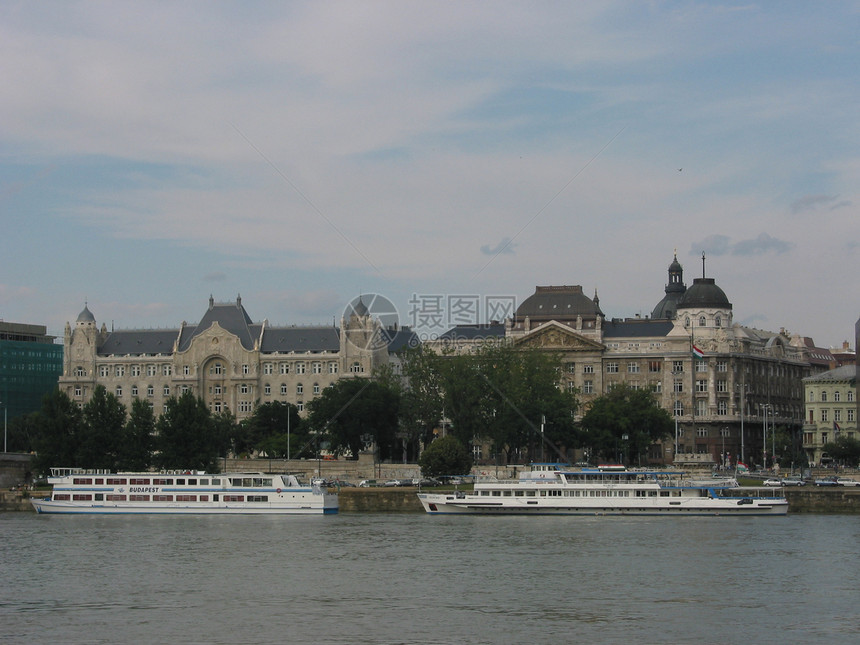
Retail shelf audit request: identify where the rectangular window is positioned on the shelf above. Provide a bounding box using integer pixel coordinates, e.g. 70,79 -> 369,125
329,362 -> 338,374
696,379 -> 708,393
716,361 -> 728,372
106,478 -> 127,485
131,365 -> 141,377
848,409 -> 855,423
264,384 -> 271,395
648,361 -> 662,373
280,383 -> 287,395
163,385 -> 170,396
695,360 -> 707,373
153,495 -> 173,502
115,386 -> 123,397
296,362 -> 306,374
695,399 -> 707,416
673,380 -> 683,394
583,380 -> 593,394
106,494 -> 127,501
240,384 -> 249,394
130,495 -> 150,502
183,365 -> 190,376
280,363 -> 290,374
821,409 -> 828,422
583,364 -> 594,374
716,380 -> 727,393
130,478 -> 150,485
312,362 -> 322,374
99,365 -> 110,377
147,365 -> 157,377
163,365 -> 172,376
566,362 -> 576,373
606,362 -> 618,373
627,362 -> 640,374
242,364 -> 250,374
717,400 -> 728,416
672,361 -> 684,373
115,365 -> 125,377
834,409 -> 842,422
264,363 -> 273,375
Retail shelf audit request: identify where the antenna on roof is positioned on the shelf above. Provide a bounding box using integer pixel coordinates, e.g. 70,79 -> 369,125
701,251 -> 706,278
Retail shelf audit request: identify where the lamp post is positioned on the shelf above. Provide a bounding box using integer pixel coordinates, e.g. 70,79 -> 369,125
760,403 -> 771,472
672,370 -> 682,460
736,382 -> 748,466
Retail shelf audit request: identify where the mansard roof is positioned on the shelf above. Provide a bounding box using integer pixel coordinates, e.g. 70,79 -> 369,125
179,298 -> 255,351
516,285 -> 603,321
602,318 -> 674,338
98,329 -> 180,356
439,323 -> 506,341
802,364 -> 857,384
258,326 -> 340,353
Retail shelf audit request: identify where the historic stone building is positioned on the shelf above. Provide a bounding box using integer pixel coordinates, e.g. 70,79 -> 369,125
801,365 -> 857,465
59,295 -> 392,421
438,253 -> 816,467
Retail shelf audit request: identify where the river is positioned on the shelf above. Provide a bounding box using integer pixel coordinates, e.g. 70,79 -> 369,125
1,512 -> 857,644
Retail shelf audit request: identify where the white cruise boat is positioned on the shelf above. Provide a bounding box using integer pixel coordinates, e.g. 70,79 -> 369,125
31,468 -> 338,515
417,464 -> 787,516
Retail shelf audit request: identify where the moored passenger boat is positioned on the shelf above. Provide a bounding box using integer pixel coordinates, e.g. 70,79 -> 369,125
31,468 -> 338,515
417,464 -> 787,516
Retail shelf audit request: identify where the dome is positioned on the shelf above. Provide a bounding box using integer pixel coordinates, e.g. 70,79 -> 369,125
651,252 -> 687,319
516,285 -> 603,321
678,278 -> 731,309
76,304 -> 96,323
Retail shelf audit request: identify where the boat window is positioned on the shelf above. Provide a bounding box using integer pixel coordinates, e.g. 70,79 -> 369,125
247,495 -> 268,502
199,495 -> 209,502
106,494 -> 126,501
491,490 -> 501,496
95,493 -> 104,501
525,491 -> 536,497
262,478 -> 272,487
514,491 -> 524,497
73,478 -> 91,485
223,495 -> 244,502
503,491 -> 512,497
106,478 -> 127,485
176,479 -> 185,485
72,494 -> 92,501
130,478 -> 150,485
153,495 -> 173,502
130,495 -> 149,501
176,495 -> 196,502
211,479 -> 220,486
187,479 -> 197,485
94,479 -> 104,485
153,478 -> 172,485
480,491 -> 489,496
54,493 -> 71,501
199,479 -> 208,485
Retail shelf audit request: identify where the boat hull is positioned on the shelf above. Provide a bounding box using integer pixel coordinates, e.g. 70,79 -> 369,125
31,496 -> 338,515
417,494 -> 788,516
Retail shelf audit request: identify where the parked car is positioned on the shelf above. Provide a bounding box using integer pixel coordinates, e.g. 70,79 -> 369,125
358,479 -> 378,487
383,479 -> 401,487
834,477 -> 860,487
762,478 -> 783,487
814,477 -> 840,486
781,477 -> 805,486
416,477 -> 442,487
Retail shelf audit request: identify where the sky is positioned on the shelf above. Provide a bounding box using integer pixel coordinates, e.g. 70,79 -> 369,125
1,1 -> 858,350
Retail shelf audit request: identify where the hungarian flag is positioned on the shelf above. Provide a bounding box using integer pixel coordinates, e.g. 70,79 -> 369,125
692,344 -> 705,359
737,462 -> 749,473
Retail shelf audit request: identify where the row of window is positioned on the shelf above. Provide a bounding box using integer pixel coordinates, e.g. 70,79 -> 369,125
565,359 -> 731,375
808,408 -> 856,423
54,493 -> 271,503
809,390 -> 855,402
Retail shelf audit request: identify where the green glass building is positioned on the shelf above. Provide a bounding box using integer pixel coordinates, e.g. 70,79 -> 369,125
1,322 -> 63,422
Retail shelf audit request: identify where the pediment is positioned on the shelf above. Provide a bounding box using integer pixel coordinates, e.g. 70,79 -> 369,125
513,322 -> 604,351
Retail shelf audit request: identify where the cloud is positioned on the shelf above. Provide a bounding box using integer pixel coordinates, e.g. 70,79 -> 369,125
691,233 -> 793,258
691,235 -> 732,256
481,238 -> 517,256
790,194 -> 838,214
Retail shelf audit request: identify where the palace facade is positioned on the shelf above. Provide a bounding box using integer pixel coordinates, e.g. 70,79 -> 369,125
58,295 -> 403,421
438,254 -> 825,468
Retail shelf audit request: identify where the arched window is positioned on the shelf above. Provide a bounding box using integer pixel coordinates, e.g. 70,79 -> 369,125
715,315 -> 722,328
820,391 -> 827,402
698,316 -> 706,327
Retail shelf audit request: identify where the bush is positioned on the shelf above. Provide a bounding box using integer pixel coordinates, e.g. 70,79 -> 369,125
419,435 -> 473,478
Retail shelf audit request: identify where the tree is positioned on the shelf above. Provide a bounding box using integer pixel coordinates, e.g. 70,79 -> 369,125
244,401 -> 304,459
395,344 -> 445,453
155,391 -> 219,471
306,377 -> 400,461
418,434 -> 473,478
822,436 -> 860,467
79,385 -> 127,470
579,384 -> 673,465
31,389 -> 84,475
120,398 -> 155,471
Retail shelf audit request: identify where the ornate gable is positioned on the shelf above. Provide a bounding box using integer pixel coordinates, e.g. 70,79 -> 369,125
513,321 -> 604,351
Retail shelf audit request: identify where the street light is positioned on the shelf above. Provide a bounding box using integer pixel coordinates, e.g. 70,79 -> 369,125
736,383 -> 748,466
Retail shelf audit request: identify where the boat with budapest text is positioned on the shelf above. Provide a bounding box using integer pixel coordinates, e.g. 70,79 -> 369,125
417,464 -> 787,516
31,468 -> 338,515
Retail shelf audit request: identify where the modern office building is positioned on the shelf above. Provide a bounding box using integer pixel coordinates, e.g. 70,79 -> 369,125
0,321 -> 64,422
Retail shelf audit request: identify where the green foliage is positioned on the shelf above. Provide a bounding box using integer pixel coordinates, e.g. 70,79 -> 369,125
243,402 -> 305,459
418,434 -> 473,477
822,436 -> 860,467
155,391 -> 220,471
579,384 -> 673,465
31,389 -> 84,475
431,343 -> 579,461
390,345 -> 444,460
306,377 -> 400,461
79,385 -> 127,470
120,398 -> 155,471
